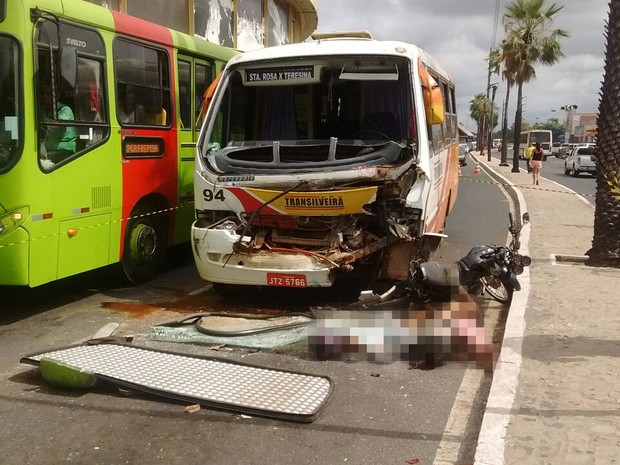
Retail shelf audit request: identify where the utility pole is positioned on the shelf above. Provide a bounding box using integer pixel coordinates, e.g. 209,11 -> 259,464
561,104 -> 578,142
482,50 -> 492,157
487,83 -> 498,161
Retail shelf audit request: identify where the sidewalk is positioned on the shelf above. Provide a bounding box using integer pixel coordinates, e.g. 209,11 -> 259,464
471,153 -> 620,465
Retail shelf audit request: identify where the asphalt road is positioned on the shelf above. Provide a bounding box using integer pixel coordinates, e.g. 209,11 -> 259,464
1,162 -> 512,465
539,156 -> 596,202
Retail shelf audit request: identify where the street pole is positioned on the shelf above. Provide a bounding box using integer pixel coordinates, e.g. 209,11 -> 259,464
499,91 -> 510,166
561,104 -> 578,142
487,84 -> 498,162
482,48 -> 493,157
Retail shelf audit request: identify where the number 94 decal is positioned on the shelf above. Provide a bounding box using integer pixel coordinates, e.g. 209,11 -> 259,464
202,188 -> 226,202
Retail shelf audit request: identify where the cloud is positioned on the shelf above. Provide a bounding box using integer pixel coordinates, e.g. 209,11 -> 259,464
317,0 -> 609,129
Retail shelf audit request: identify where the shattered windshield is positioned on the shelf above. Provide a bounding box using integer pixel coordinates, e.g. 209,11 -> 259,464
0,35 -> 22,173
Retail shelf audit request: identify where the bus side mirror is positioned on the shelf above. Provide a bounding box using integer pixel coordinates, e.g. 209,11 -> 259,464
419,60 -> 444,125
199,73 -> 222,123
424,86 -> 444,125
60,46 -> 78,90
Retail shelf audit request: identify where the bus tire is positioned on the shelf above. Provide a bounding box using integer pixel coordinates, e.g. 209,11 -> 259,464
122,203 -> 167,284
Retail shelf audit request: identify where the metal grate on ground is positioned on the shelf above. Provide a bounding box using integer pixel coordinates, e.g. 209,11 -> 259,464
22,341 -> 333,422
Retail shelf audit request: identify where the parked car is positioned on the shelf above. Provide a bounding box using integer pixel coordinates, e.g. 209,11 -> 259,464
564,146 -> 597,176
459,143 -> 469,166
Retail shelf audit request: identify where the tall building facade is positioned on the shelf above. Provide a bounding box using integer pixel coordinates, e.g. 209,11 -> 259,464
84,0 -> 318,49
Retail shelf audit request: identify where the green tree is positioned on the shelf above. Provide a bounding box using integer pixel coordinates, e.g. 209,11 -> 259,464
469,93 -> 491,149
586,1 -> 620,267
490,44 -> 516,165
469,93 -> 499,151
502,0 -> 568,172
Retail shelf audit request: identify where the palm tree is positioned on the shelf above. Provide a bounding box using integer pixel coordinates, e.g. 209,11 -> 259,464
586,1 -> 620,267
489,45 -> 516,166
469,93 -> 491,149
502,0 -> 568,172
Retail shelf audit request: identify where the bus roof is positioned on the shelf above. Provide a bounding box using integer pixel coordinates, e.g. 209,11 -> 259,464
226,35 -> 453,81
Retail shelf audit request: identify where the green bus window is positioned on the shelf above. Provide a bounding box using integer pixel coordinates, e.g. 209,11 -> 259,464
194,62 -> 212,131
178,60 -> 191,130
35,20 -> 108,171
0,36 -> 22,173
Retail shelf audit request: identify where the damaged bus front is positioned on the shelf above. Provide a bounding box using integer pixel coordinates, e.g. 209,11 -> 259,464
192,33 -> 459,289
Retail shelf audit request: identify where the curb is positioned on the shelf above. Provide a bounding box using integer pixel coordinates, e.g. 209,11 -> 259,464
470,154 -> 531,465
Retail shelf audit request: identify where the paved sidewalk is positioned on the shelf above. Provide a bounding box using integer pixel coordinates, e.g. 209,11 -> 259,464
470,154 -> 620,465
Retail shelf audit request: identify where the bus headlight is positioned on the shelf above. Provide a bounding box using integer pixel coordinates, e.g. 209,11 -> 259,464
0,206 -> 29,236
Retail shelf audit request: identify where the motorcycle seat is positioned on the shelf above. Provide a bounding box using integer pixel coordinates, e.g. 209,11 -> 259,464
419,262 -> 462,288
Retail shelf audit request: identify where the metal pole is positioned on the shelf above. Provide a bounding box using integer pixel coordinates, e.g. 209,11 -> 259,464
488,84 -> 498,161
484,52 -> 492,157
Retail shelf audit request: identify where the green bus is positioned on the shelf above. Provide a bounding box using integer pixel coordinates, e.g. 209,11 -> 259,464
0,0 -> 237,287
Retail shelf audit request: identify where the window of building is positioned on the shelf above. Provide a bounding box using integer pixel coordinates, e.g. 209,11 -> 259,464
127,0 -> 189,34
195,0 -> 235,47
237,0 -> 264,50
267,0 -> 289,46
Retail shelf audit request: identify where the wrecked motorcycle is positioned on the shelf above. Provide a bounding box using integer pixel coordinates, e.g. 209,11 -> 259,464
358,212 -> 531,306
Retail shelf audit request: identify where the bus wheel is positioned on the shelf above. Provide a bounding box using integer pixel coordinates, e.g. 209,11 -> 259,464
122,204 -> 167,284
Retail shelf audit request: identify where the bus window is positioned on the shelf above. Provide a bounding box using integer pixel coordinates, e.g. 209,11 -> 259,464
177,59 -> 191,129
35,20 -> 108,171
194,62 -> 213,131
114,39 -> 171,128
0,36 -> 21,173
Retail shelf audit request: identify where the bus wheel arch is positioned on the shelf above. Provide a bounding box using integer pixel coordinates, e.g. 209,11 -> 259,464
122,196 -> 169,284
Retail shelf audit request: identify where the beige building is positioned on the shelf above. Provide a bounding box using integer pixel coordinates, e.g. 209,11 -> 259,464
569,113 -> 597,144
84,0 -> 318,49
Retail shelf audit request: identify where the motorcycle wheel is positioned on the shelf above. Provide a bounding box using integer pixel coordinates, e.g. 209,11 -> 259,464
480,276 -> 513,304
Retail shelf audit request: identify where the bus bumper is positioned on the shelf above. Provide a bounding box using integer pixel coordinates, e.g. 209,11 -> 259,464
191,224 -> 336,287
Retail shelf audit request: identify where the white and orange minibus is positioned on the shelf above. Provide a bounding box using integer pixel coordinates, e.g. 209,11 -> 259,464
191,31 -> 459,290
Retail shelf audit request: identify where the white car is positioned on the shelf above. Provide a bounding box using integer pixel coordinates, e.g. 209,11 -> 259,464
564,146 -> 597,176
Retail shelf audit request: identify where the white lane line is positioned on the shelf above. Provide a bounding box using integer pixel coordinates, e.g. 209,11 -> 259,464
433,368 -> 484,465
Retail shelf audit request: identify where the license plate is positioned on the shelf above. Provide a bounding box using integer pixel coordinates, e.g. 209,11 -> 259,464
266,273 -> 307,288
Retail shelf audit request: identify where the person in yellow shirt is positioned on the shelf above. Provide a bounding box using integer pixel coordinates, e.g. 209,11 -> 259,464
524,143 -> 534,173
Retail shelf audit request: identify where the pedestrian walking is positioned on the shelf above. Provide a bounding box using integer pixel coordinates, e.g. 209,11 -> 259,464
524,143 -> 534,173
530,142 -> 544,185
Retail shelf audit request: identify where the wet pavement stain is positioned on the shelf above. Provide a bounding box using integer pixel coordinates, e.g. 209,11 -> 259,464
101,281 -> 364,320
101,302 -> 167,318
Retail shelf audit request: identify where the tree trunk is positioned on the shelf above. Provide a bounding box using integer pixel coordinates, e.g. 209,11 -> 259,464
511,82 -> 523,173
500,83 -> 511,166
586,1 -> 620,267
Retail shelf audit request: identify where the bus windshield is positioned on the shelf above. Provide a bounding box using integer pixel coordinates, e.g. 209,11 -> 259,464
204,56 -> 414,172
0,35 -> 21,173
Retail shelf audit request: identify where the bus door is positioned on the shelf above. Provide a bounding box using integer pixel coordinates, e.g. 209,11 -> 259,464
176,56 -> 213,244
114,39 -> 177,253
33,18 -> 113,284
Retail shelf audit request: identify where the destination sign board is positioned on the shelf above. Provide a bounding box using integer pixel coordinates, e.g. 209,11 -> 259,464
243,66 -> 318,86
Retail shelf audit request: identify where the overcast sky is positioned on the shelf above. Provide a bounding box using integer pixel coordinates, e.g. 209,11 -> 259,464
316,0 -> 609,132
